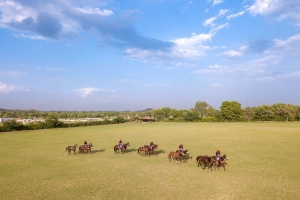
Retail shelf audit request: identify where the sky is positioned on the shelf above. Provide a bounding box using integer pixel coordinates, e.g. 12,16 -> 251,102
0,0 -> 299,111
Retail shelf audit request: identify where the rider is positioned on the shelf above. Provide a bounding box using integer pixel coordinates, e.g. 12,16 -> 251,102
216,148 -> 221,162
149,141 -> 154,151
179,143 -> 184,154
118,139 -> 123,149
84,140 -> 87,149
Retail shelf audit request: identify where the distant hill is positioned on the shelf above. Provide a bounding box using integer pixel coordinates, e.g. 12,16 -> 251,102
136,108 -> 153,112
0,108 -> 154,112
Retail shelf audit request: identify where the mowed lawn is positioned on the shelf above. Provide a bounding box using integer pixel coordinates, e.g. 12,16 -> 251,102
0,122 -> 299,200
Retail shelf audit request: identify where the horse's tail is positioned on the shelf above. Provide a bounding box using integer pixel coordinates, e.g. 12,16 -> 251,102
138,148 -> 140,153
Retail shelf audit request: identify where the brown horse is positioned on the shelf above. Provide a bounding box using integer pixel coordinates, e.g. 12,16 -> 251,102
196,155 -> 215,170
137,146 -> 144,155
149,144 -> 158,156
168,151 -> 181,163
78,143 -> 93,154
176,149 -> 189,162
142,145 -> 150,156
114,142 -> 130,154
66,144 -> 77,155
214,154 -> 228,171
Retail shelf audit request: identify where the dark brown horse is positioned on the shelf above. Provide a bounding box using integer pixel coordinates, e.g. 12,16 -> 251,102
196,155 -> 215,170
78,143 -> 93,154
176,149 -> 189,162
214,154 -> 228,171
114,142 -> 130,154
66,144 -> 77,155
168,151 -> 181,163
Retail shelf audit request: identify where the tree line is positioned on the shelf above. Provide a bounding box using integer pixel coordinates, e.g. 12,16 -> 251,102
1,101 -> 299,123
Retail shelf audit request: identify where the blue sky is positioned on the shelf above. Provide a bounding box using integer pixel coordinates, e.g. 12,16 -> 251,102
0,0 -> 299,111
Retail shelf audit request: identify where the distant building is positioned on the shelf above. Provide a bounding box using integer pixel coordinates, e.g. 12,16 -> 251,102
139,116 -> 154,122
23,119 -> 33,124
0,118 -> 13,123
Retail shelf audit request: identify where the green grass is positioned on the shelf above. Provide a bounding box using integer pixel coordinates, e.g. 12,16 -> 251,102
0,122 -> 300,199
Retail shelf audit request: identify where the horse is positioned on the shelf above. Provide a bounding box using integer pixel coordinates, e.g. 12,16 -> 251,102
168,151 -> 181,163
176,149 -> 189,162
142,145 -> 150,156
66,144 -> 77,155
114,142 -> 130,154
78,143 -> 93,154
149,144 -> 158,156
137,146 -> 144,155
196,155 -> 215,170
217,154 -> 229,171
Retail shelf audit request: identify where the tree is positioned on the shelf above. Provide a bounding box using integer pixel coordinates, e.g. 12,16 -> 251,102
1,120 -> 23,132
194,101 -> 209,118
220,101 -> 242,122
184,110 -> 200,121
272,103 -> 294,121
254,105 -> 274,121
44,114 -> 63,128
244,107 -> 255,122
153,107 -> 171,121
207,106 -> 216,117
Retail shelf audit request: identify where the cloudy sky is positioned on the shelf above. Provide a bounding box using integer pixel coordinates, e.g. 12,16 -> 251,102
0,0 -> 299,111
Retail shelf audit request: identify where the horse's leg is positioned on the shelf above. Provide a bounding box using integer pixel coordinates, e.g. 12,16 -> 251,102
201,162 -> 206,170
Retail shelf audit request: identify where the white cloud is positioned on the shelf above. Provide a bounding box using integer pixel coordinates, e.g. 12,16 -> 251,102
218,9 -> 229,16
222,50 -> 243,58
213,0 -> 224,6
75,7 -> 113,16
272,34 -> 300,56
0,82 -> 30,93
203,16 -> 217,26
248,0 -> 300,26
227,11 -> 245,20
203,9 -> 228,27
74,87 -> 115,97
15,34 -> 46,40
0,0 -> 37,24
193,65 -> 230,74
124,23 -> 228,64
253,71 -> 300,81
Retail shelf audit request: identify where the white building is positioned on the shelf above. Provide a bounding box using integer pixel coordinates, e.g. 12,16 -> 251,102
0,118 -> 13,123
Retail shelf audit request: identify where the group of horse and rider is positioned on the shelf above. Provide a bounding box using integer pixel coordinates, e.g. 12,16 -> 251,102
66,140 -> 228,169
194,148 -> 229,171
65,140 -> 93,155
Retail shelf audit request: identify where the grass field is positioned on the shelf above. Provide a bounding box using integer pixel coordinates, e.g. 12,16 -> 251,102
0,122 -> 300,200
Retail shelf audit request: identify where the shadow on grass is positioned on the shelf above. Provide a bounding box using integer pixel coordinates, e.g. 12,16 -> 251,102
113,148 -> 137,154
177,154 -> 192,163
91,148 -> 106,154
125,148 -> 137,153
151,149 -> 165,156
